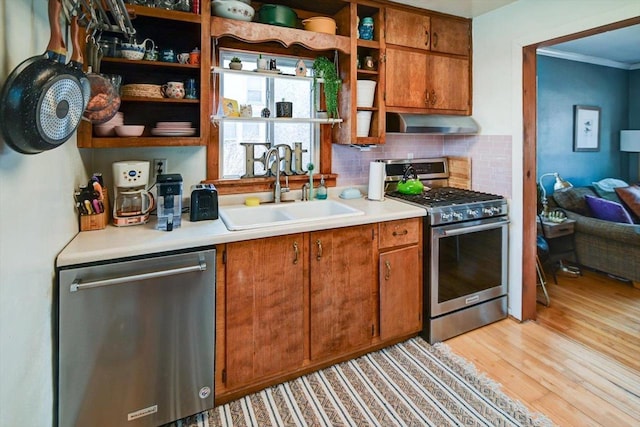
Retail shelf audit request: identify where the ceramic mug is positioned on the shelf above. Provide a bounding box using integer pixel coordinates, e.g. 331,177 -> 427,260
177,53 -> 190,64
159,48 -> 176,63
189,48 -> 201,65
162,81 -> 185,99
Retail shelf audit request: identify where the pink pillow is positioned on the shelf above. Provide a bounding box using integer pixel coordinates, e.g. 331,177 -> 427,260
585,195 -> 634,224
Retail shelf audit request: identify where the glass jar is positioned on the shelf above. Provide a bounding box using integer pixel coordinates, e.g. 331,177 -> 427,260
359,17 -> 374,40
99,36 -> 120,58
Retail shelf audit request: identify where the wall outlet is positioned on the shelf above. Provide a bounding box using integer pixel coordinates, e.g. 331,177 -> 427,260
153,159 -> 168,176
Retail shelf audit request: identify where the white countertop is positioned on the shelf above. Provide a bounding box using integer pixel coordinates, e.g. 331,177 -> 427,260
57,191 -> 425,267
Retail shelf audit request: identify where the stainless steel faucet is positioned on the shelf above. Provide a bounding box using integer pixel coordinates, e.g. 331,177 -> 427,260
265,147 -> 289,203
301,183 -> 310,201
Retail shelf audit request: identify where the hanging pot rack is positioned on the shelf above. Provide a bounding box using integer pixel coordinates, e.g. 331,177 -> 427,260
60,0 -> 136,40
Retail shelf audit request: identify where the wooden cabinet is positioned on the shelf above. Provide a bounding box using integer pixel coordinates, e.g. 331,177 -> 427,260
385,48 -> 428,109
385,8 -> 430,50
217,219 -> 421,403
385,8 -> 470,55
386,47 -> 470,113
333,2 -> 386,145
384,7 -> 471,114
77,4 -> 211,148
378,218 -> 423,341
309,225 -> 376,360
224,234 -> 305,388
430,16 -> 471,56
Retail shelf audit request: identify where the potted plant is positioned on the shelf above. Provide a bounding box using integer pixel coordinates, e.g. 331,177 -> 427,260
229,57 -> 242,70
312,56 -> 341,120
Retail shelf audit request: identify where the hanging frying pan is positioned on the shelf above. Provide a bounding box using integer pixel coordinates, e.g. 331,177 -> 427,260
0,0 -> 84,154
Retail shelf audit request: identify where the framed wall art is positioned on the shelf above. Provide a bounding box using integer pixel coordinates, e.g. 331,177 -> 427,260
222,98 -> 239,117
573,105 -> 600,152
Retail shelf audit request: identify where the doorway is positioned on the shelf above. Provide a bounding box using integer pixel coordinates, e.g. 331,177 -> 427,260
522,17 -> 640,320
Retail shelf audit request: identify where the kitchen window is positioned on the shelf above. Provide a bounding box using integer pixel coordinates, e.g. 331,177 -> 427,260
218,51 -> 318,179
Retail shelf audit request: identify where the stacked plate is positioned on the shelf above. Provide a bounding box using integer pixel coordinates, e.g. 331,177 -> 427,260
93,112 -> 124,137
151,122 -> 196,137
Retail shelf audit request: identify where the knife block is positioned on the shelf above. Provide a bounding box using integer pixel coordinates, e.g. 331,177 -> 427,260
79,188 -> 109,231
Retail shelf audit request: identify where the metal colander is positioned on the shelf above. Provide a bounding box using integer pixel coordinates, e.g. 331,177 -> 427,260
37,75 -> 84,144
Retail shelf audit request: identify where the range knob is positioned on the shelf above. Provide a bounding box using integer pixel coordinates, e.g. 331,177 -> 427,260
482,207 -> 495,216
452,211 -> 464,221
441,212 -> 453,222
467,208 -> 480,218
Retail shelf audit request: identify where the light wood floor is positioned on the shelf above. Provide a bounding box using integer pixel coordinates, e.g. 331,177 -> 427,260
446,268 -> 640,426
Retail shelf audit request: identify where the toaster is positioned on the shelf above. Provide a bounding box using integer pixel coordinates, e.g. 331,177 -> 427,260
190,184 -> 218,221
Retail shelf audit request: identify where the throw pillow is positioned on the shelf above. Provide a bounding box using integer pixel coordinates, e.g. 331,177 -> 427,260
592,178 -> 628,203
615,185 -> 640,220
584,195 -> 634,224
553,187 -> 596,215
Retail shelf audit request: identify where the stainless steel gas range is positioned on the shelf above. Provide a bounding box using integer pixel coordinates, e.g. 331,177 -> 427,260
379,158 -> 509,344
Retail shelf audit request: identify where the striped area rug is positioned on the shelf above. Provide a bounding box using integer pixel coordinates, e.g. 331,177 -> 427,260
174,337 -> 554,427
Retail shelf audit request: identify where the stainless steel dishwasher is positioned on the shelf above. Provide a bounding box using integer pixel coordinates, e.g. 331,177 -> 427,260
56,247 -> 216,427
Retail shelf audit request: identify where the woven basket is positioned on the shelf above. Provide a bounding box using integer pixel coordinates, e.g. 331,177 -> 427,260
122,84 -> 163,99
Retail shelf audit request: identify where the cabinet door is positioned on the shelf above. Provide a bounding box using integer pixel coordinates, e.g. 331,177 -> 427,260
430,16 -> 470,56
379,246 -> 422,341
310,225 -> 376,360
225,234 -> 305,388
425,55 -> 470,112
385,8 -> 430,50
385,48 -> 428,109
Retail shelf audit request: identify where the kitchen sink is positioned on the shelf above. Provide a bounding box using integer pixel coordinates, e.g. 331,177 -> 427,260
219,200 -> 365,231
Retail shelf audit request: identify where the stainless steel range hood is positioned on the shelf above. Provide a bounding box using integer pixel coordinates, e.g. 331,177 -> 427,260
386,113 -> 479,134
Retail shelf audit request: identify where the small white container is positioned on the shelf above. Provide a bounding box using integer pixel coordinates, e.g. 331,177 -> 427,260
357,80 -> 377,108
356,111 -> 373,137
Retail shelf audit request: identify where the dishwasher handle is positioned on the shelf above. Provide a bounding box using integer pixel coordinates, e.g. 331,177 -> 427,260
70,261 -> 207,292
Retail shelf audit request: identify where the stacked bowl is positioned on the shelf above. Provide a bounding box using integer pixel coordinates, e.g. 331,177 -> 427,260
93,112 -> 124,137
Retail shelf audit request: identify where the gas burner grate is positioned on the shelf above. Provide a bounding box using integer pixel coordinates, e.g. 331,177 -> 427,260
389,187 -> 504,208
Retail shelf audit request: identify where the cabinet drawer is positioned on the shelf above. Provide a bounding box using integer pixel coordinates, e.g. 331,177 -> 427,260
379,218 -> 420,249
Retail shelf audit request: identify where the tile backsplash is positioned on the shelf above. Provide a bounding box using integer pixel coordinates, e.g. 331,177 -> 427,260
333,134 -> 512,198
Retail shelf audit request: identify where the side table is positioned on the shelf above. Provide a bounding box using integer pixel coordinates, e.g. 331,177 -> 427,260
537,216 -> 581,283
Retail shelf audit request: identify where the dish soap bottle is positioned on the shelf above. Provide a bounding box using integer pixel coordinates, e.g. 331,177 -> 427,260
316,175 -> 328,200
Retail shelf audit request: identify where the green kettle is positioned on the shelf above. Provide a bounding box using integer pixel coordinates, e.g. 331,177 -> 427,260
397,166 -> 425,195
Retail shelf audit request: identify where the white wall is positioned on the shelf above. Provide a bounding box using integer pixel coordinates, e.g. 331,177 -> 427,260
0,2 -> 90,425
473,0 -> 640,319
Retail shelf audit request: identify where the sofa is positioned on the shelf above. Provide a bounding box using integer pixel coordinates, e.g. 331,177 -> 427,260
549,183 -> 640,286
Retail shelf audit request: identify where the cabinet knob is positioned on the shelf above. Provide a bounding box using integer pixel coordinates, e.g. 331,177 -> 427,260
424,30 -> 430,47
384,260 -> 391,281
316,239 -> 323,261
433,32 -> 439,48
431,90 -> 437,105
424,90 -> 429,105
293,242 -> 299,264
392,229 -> 408,237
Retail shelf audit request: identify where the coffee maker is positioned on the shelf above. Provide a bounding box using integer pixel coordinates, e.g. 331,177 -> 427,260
156,174 -> 183,231
112,161 -> 155,226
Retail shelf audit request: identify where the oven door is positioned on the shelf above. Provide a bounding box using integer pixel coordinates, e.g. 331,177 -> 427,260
429,216 -> 509,317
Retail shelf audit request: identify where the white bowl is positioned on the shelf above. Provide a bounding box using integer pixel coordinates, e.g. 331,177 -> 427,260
120,48 -> 145,60
212,0 -> 255,21
115,125 -> 145,137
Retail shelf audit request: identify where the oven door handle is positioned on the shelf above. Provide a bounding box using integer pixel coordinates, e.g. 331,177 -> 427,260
440,218 -> 510,237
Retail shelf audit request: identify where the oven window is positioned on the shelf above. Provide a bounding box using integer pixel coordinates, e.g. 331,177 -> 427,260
437,228 -> 503,303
